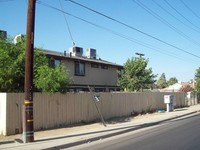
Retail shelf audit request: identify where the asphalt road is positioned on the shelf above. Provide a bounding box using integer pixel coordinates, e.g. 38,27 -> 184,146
70,113 -> 200,150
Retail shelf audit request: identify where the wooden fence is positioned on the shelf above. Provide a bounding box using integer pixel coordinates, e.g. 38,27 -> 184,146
0,92 -> 186,135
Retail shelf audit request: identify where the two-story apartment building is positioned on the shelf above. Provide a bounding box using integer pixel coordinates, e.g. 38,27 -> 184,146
45,47 -> 123,92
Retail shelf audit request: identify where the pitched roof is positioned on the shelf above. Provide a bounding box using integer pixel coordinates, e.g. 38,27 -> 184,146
43,49 -> 123,67
160,82 -> 194,92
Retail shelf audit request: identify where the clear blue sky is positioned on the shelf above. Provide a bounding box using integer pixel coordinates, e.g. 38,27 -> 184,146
1,0 -> 200,82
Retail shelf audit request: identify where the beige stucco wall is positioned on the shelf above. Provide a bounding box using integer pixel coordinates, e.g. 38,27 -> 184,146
62,59 -> 119,86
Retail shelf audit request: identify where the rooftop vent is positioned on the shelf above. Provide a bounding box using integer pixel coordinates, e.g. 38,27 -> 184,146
69,46 -> 83,57
13,34 -> 25,44
86,48 -> 96,59
0,30 -> 7,40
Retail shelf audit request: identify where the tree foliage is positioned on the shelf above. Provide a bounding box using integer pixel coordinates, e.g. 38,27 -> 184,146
157,73 -> 168,89
0,39 -> 25,92
0,38 -> 72,93
35,65 -> 71,94
167,77 -> 178,86
117,56 -> 157,92
195,67 -> 200,92
179,85 -> 194,92
195,67 -> 200,79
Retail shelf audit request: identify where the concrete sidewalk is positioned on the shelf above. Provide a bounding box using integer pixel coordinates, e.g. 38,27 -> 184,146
0,104 -> 200,150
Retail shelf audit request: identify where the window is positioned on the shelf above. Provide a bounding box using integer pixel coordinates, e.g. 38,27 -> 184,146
91,63 -> 99,68
54,59 -> 61,66
109,88 -> 115,92
101,64 -> 108,70
95,88 -> 106,92
48,58 -> 61,67
75,61 -> 85,76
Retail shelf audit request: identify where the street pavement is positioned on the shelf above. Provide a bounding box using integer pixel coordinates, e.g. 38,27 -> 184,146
75,112 -> 200,150
0,104 -> 200,150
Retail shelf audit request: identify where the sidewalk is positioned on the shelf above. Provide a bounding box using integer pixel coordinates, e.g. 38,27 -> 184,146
0,104 -> 200,150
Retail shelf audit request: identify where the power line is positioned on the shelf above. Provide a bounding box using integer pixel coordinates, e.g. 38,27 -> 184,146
59,0 -> 75,46
0,0 -> 16,2
180,0 -> 200,21
37,1 -> 200,64
164,0 -> 200,31
36,0 -> 199,63
65,0 -> 200,59
133,0 -> 200,47
152,0 -> 200,34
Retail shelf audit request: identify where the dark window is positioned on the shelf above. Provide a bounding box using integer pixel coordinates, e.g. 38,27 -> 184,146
109,88 -> 115,92
101,64 -> 108,70
76,47 -> 81,53
48,58 -> 61,67
54,59 -> 61,66
75,61 -> 85,76
91,63 -> 99,68
95,88 -> 106,92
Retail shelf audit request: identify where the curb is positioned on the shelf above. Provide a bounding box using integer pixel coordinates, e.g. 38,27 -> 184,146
41,111 -> 199,150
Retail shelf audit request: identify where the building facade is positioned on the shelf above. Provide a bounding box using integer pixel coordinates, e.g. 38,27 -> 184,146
45,47 -> 123,92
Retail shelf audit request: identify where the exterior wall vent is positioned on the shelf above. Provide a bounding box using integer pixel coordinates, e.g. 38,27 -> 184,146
69,46 -> 83,57
86,48 -> 96,59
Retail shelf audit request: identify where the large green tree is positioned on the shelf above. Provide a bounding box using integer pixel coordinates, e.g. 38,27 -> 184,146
117,56 -> 157,92
195,67 -> 200,92
0,38 -> 72,93
157,73 -> 168,89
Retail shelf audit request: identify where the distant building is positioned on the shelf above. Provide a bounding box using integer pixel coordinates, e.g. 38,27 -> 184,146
0,30 -> 7,40
44,47 -> 123,92
160,81 -> 195,92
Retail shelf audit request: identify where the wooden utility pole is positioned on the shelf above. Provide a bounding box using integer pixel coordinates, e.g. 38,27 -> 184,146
22,0 -> 36,143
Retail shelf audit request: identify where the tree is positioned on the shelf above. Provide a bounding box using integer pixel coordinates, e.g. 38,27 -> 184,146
0,38 -> 72,93
179,84 -> 194,92
35,65 -> 72,94
167,77 -> 178,86
195,67 -> 200,92
117,56 -> 157,92
157,73 -> 167,89
0,38 -> 25,92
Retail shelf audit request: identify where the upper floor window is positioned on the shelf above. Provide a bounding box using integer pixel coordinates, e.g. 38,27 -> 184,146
75,61 -> 85,76
48,58 -> 61,67
91,63 -> 99,68
101,64 -> 108,70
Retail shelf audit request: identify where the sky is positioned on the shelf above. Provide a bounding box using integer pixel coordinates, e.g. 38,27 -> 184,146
1,0 -> 200,82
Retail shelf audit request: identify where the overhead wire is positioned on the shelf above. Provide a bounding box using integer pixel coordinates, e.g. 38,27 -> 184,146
59,0 -> 75,46
133,0 -> 200,47
65,0 -> 200,59
0,0 -> 16,2
180,0 -> 200,21
152,0 -> 200,34
36,0 -> 199,64
164,0 -> 200,31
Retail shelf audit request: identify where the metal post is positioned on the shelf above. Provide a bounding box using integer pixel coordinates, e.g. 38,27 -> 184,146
22,0 -> 36,143
88,86 -> 106,127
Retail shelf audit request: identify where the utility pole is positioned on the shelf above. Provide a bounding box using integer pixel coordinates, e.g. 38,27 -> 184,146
135,52 -> 145,92
135,52 -> 145,57
22,0 -> 36,143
